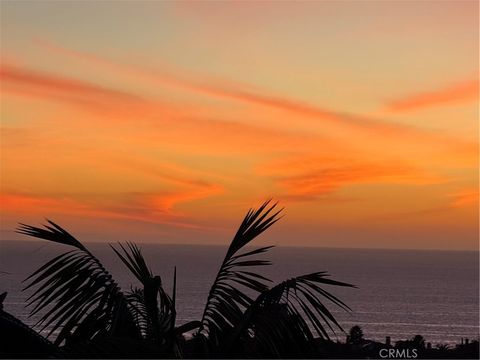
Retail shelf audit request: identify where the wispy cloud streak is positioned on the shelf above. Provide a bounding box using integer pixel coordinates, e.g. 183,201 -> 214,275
448,188 -> 479,208
0,63 -> 183,118
35,39 -> 445,138
0,189 -> 223,230
258,156 -> 446,201
386,80 -> 479,112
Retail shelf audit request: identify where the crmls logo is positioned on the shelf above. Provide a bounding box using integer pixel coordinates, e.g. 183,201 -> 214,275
379,348 -> 418,359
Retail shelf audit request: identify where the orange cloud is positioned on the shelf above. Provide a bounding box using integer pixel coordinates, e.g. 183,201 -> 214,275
0,62 -> 342,157
386,80 -> 479,112
34,39 -> 442,137
33,38 -> 480,166
147,184 -> 224,212
0,63 -> 183,119
129,115 -> 338,156
0,63 -> 141,101
0,186 -> 223,230
258,156 -> 446,201
448,188 -> 479,208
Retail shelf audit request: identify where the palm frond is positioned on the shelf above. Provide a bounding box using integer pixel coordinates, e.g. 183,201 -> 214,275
198,200 -> 282,349
16,221 -> 139,345
112,242 -> 176,347
17,220 -> 86,251
225,272 -> 355,357
110,242 -> 153,285
125,287 -> 150,338
14,202 -> 356,359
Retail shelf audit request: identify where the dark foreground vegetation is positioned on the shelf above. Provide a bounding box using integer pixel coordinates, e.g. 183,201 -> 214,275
1,201 -> 478,359
317,326 -> 480,359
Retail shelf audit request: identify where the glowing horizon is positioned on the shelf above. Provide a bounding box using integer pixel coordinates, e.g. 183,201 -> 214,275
0,1 -> 478,250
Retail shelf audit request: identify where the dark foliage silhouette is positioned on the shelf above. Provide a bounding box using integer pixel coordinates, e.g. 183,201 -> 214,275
11,200 -> 355,358
348,325 -> 364,345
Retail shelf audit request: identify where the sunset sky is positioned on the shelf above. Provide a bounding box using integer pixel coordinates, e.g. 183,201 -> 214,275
0,1 -> 478,250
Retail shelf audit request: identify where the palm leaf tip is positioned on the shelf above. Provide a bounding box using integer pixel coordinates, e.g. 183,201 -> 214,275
16,220 -> 86,251
199,200 -> 282,344
228,199 -> 283,258
110,242 -> 153,285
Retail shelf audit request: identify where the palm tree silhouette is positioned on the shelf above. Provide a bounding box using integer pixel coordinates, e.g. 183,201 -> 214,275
15,200 -> 355,358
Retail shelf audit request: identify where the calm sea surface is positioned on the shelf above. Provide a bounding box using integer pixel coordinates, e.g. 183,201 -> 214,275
0,241 -> 478,345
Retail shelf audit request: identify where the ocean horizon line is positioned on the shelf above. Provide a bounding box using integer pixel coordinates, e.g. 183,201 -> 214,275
1,238 -> 478,253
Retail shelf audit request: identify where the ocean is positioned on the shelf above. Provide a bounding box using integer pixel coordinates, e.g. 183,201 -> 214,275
0,240 -> 478,346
